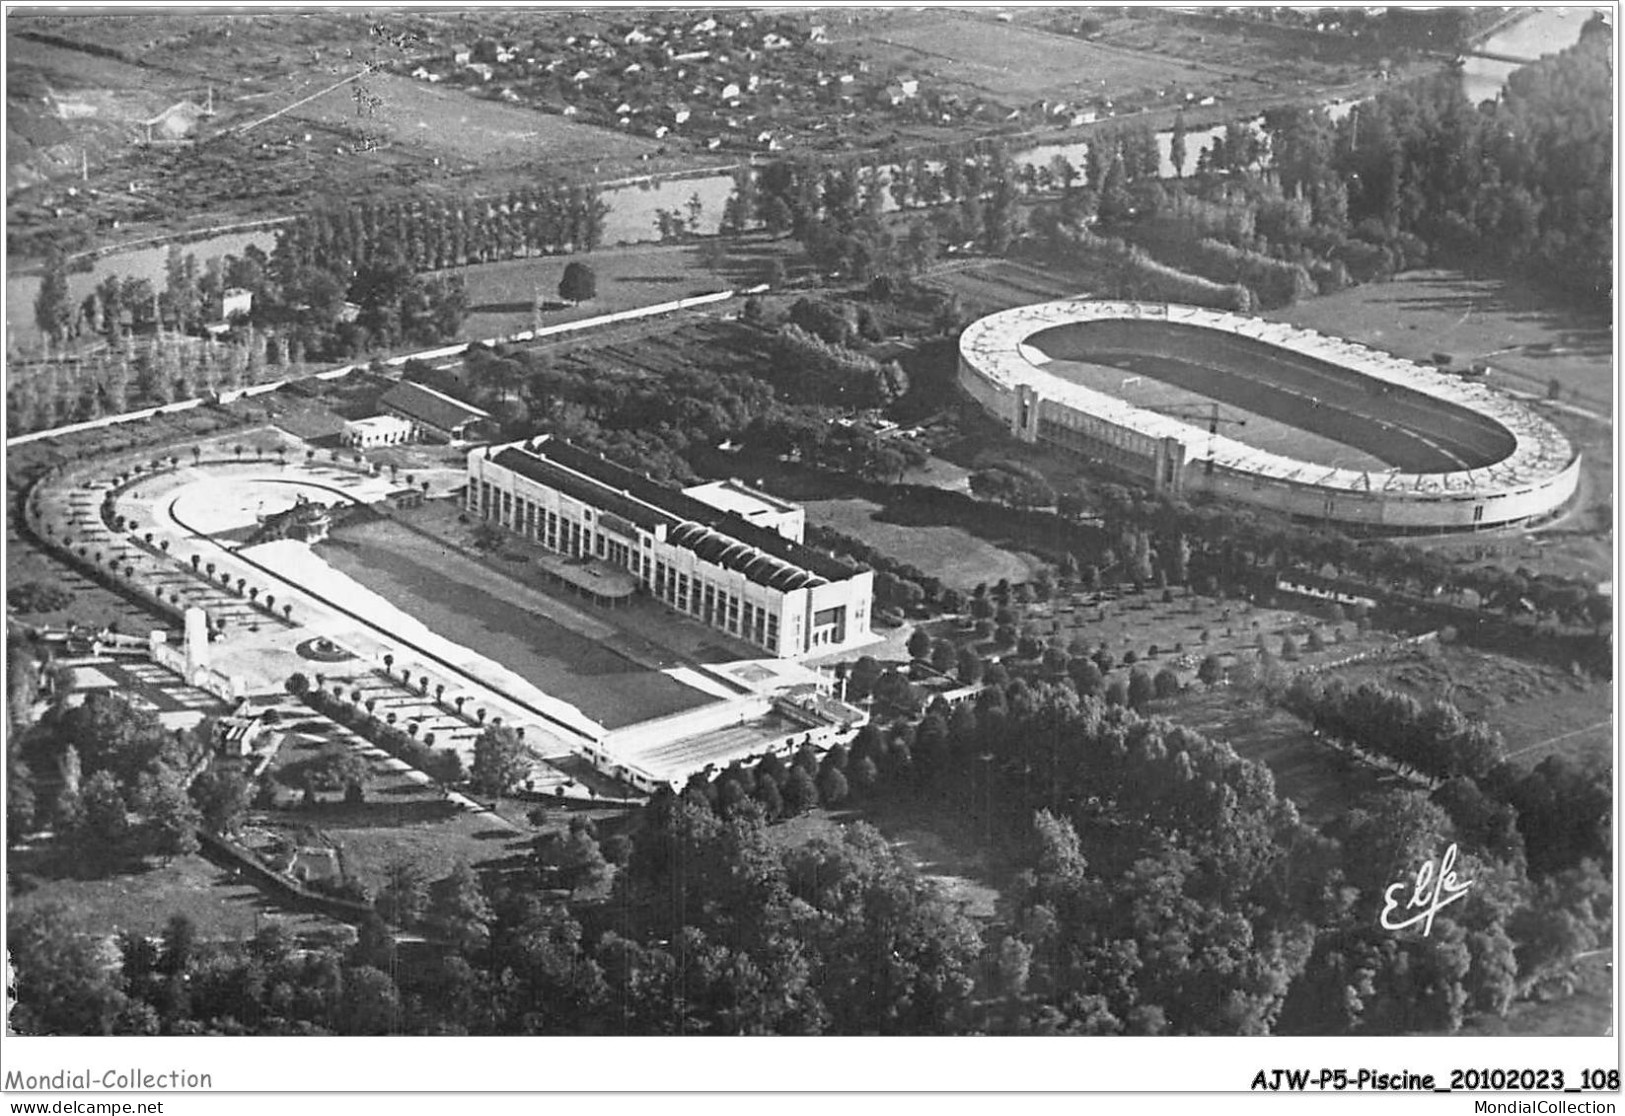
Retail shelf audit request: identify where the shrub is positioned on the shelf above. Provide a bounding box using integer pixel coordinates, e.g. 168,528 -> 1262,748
1153,667 -> 1180,699
7,581 -> 73,613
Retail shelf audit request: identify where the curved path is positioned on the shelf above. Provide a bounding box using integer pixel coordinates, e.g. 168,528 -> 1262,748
960,300 -> 1581,531
161,485 -> 601,747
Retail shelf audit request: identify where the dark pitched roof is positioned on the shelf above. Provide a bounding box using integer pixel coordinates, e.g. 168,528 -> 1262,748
491,438 -> 858,591
381,381 -> 490,433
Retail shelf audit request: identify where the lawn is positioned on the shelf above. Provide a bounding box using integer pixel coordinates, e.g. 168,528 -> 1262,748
7,846 -> 342,940
5,535 -> 173,636
314,516 -> 715,729
805,496 -> 1041,591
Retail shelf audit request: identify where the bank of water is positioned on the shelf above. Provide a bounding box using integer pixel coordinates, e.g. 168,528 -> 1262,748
10,10 -> 1593,347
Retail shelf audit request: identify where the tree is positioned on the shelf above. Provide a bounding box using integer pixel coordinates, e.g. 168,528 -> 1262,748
847,655 -> 883,701
781,767 -> 820,817
191,767 -> 250,834
817,764 -> 849,806
340,965 -> 402,1035
470,725 -> 529,798
1197,654 -> 1224,686
558,262 -> 597,305
34,251 -> 73,344
376,858 -> 430,927
132,767 -> 201,860
907,628 -> 933,661
1153,667 -> 1180,699
427,862 -> 494,952
303,749 -> 369,796
78,769 -> 131,849
1127,668 -> 1154,711
7,904 -> 129,1034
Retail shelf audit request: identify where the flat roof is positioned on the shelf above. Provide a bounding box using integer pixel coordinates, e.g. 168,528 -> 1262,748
960,300 -> 1577,500
683,478 -> 800,521
485,438 -> 858,590
345,415 -> 414,433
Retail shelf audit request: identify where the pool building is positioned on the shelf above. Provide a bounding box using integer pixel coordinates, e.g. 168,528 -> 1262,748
467,437 -> 874,659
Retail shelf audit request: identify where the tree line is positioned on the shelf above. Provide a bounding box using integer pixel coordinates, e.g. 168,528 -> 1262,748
1280,672 -> 1610,880
8,631 -> 1609,1036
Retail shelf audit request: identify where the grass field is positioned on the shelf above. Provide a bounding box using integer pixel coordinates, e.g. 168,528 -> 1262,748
1271,269 -> 1613,584
804,496 -> 1040,591
926,259 -> 1090,318
1269,269 -> 1613,412
315,517 -> 714,729
1457,953 -> 1613,1038
1325,644 -> 1612,771
8,847 -> 340,940
1173,689 -> 1411,827
459,242 -> 735,342
768,797 -> 1004,921
1041,353 -> 1393,471
284,71 -> 663,167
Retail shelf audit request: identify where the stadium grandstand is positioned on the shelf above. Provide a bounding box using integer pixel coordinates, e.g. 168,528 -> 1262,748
959,300 -> 1579,533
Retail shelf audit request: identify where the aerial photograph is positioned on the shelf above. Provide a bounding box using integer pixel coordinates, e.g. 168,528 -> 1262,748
3,4 -> 1612,1044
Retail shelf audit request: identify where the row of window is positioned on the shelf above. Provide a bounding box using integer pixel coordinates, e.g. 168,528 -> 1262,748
477,476 -> 785,653
651,559 -> 779,650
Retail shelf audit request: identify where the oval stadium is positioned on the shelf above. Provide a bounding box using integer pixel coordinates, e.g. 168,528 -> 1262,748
957,300 -> 1580,533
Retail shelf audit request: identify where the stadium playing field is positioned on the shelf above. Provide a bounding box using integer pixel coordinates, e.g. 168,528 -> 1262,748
1037,354 -> 1393,472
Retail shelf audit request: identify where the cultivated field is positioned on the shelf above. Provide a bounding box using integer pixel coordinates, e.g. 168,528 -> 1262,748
832,10 -> 1257,106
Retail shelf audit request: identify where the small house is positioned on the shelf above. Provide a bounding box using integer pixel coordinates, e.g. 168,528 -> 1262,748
341,414 -> 415,449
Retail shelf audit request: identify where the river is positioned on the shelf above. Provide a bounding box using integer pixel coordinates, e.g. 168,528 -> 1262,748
8,9 -> 1596,350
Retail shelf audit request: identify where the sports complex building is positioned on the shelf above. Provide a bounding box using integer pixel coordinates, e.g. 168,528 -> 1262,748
959,300 -> 1580,533
468,436 -> 874,659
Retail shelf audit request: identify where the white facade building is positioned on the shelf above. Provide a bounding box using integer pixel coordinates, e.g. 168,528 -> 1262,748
958,300 -> 1580,533
341,415 -> 414,449
467,437 -> 873,658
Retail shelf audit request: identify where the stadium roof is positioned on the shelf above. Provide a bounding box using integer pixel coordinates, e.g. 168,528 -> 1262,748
962,300 -> 1576,500
488,438 -> 856,591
